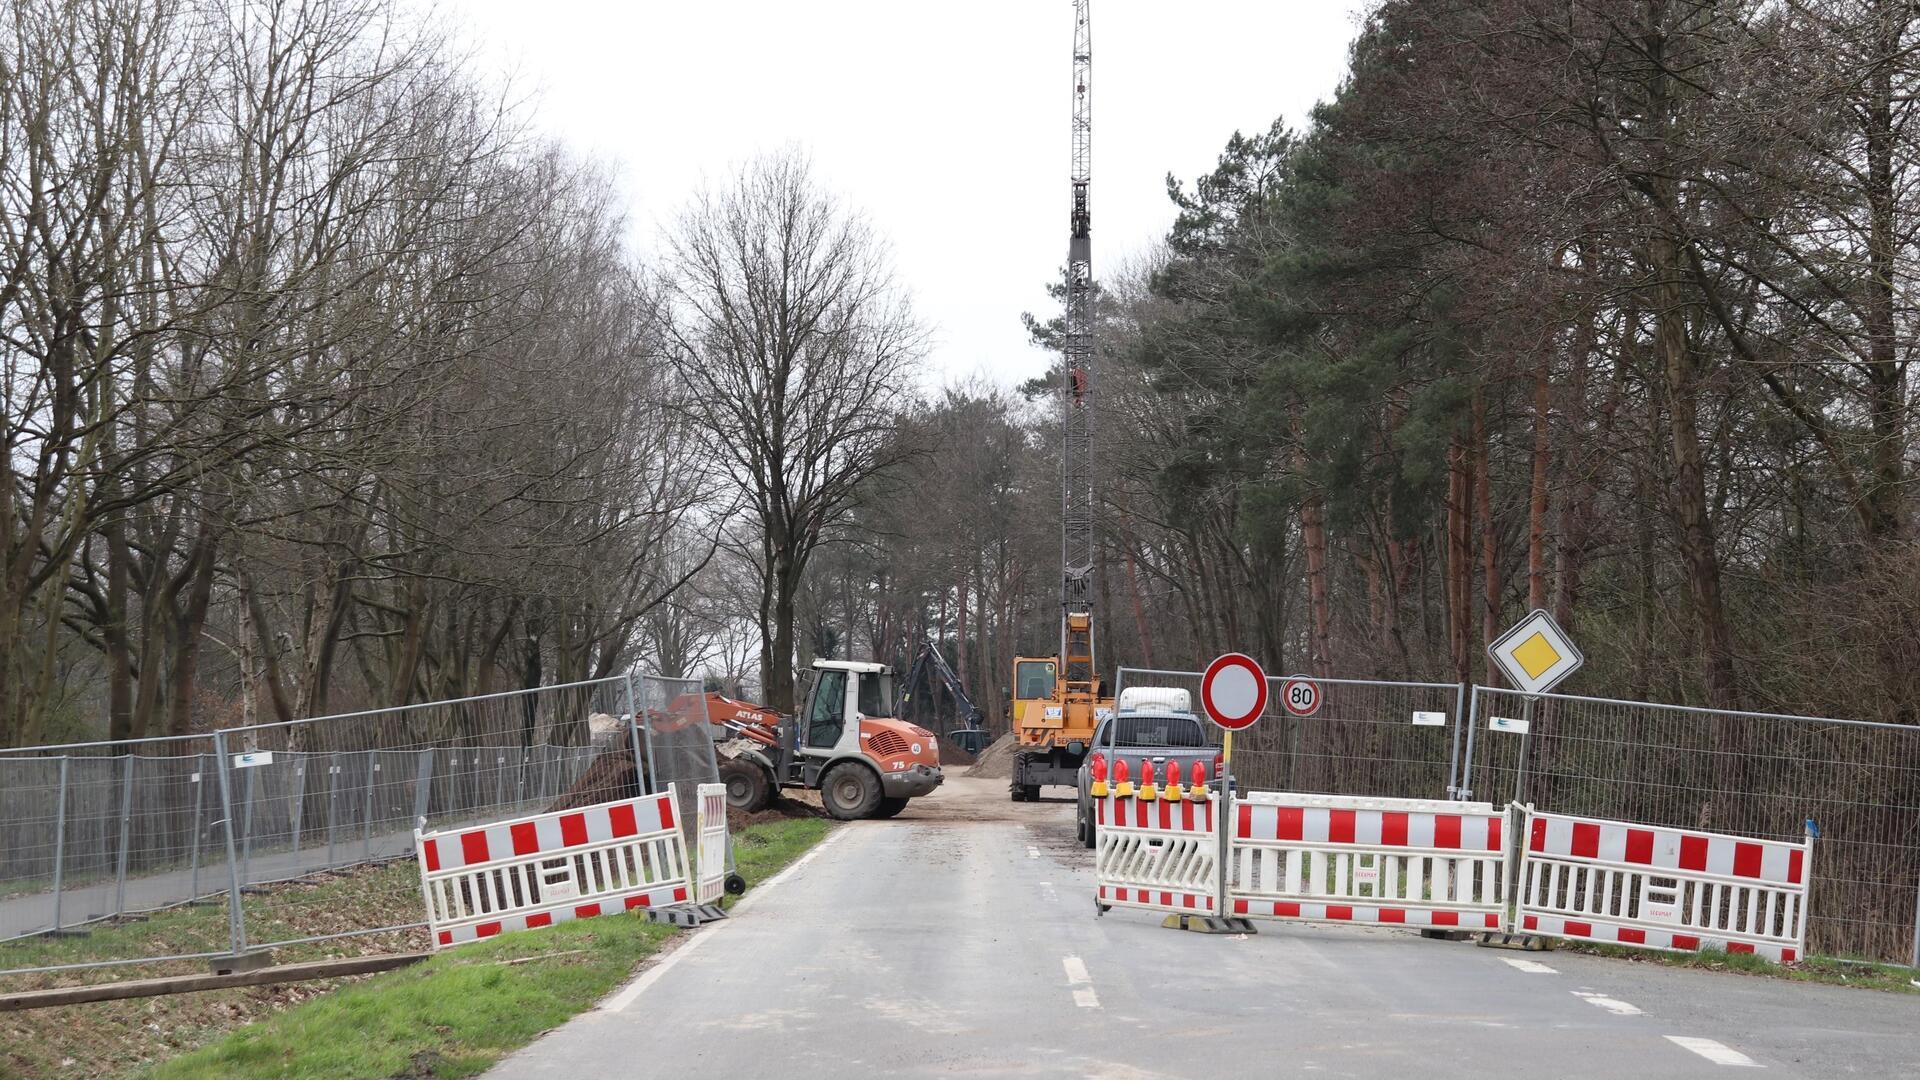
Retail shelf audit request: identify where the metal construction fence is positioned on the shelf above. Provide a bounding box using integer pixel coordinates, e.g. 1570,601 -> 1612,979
1111,668 -> 1466,800
1110,667 -> 1920,966
1464,685 -> 1920,967
0,672 -> 718,985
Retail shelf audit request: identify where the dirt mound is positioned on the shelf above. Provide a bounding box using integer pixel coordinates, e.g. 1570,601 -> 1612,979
965,731 -> 1019,779
938,739 -> 978,766
731,794 -> 827,830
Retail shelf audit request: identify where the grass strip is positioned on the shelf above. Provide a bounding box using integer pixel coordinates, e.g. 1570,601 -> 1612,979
145,818 -> 835,1079
1558,940 -> 1920,993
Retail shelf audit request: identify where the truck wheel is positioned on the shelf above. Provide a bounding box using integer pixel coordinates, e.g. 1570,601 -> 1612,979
1021,784 -> 1042,801
1009,756 -> 1030,802
820,763 -> 882,820
873,796 -> 909,819
719,759 -> 773,813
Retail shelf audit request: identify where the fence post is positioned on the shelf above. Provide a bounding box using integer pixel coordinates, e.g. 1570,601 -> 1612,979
622,674 -> 654,795
188,753 -> 206,899
1512,696 -> 1536,807
1459,686 -> 1481,802
210,731 -> 247,957
289,755 -> 307,859
113,753 -> 135,918
364,749 -> 381,861
50,756 -> 70,932
240,761 -> 257,885
326,751 -> 341,869
411,748 -> 434,832
1446,683 -> 1467,799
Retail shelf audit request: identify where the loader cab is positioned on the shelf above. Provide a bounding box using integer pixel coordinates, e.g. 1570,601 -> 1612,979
800,659 -> 894,756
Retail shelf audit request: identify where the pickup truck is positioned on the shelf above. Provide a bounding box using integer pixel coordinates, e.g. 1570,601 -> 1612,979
1074,709 -> 1220,848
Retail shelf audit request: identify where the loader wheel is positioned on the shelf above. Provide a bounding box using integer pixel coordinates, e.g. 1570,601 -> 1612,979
1009,758 -> 1030,802
724,873 -> 747,896
873,796 -> 909,819
821,763 -> 882,820
720,759 -> 774,813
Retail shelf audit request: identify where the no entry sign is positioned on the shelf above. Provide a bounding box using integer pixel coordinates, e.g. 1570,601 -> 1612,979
1201,653 -> 1269,731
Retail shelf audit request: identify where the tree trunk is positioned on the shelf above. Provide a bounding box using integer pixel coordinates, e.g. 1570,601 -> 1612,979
1474,390 -> 1500,687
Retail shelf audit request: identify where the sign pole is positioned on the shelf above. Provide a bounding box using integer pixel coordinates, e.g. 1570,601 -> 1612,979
1513,696 -> 1535,807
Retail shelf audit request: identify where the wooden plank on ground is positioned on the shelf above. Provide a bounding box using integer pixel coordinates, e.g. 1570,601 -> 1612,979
0,952 -> 430,1011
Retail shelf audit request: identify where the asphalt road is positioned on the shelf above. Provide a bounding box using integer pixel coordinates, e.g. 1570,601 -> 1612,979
490,777 -> 1917,1079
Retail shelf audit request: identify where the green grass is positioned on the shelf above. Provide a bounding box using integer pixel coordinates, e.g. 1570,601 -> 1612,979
1559,940 -> 1920,994
141,818 -> 835,1079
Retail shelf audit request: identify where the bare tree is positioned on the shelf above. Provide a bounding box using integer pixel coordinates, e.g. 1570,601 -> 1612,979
662,151 -> 926,711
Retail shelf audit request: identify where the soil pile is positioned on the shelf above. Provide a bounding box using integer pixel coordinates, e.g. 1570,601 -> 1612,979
731,793 -> 827,830
938,738 -> 978,767
965,731 -> 1019,779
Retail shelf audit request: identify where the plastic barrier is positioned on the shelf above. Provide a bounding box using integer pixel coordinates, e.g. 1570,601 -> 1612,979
695,783 -> 728,904
415,786 -> 691,948
1515,807 -> 1813,962
1094,760 -> 1220,916
1226,793 -> 1507,930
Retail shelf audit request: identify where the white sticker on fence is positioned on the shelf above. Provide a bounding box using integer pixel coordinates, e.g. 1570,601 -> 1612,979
1488,716 -> 1530,735
231,751 -> 275,769
1411,711 -> 1447,727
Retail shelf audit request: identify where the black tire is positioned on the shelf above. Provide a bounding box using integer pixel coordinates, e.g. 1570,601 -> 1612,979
724,873 -> 747,896
873,796 -> 909,819
820,762 -> 883,820
1009,776 -> 1028,802
1021,784 -> 1042,801
719,759 -> 774,813
1080,815 -> 1096,849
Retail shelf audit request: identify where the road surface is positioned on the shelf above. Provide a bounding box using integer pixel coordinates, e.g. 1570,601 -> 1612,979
491,777 -> 1917,1079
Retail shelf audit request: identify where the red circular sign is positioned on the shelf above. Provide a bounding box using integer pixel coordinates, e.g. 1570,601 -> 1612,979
1279,675 -> 1321,717
1201,653 -> 1268,731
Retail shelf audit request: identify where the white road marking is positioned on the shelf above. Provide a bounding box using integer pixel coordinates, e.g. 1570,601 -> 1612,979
1572,990 -> 1643,1016
607,826 -> 849,1013
1501,958 -> 1558,974
1666,1036 -> 1761,1067
1027,845 -> 1041,859
1063,955 -> 1100,1008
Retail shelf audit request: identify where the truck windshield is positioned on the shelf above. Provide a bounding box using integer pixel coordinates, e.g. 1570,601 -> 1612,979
1101,715 -> 1206,748
857,672 -> 892,717
1016,661 -> 1055,699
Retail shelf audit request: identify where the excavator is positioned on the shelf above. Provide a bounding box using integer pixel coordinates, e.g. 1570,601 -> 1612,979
897,638 -> 989,753
1010,0 -> 1114,802
698,659 -> 944,821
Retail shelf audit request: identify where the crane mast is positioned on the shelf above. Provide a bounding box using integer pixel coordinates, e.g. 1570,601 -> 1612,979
1007,0 -> 1110,803
1060,0 -> 1096,690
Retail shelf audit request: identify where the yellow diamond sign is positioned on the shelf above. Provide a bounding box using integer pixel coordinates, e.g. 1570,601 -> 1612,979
1511,632 -> 1562,681
1488,609 -> 1583,696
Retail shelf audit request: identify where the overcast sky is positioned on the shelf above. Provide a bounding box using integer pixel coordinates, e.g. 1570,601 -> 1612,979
446,1 -> 1370,389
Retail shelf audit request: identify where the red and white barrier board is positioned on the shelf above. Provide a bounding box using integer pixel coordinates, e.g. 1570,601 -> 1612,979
1094,791 -> 1220,916
1226,793 -> 1507,931
415,787 -> 691,948
695,783 -> 729,904
1515,807 -> 1812,962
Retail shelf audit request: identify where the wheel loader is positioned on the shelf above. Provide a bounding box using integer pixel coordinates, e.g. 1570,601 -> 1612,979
701,660 -> 944,821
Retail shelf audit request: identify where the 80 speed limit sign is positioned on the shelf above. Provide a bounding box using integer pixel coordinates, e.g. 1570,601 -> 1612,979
1279,675 -> 1321,717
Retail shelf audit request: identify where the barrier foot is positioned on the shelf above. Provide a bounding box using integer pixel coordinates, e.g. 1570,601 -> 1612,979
1475,931 -> 1554,952
1160,913 -> 1257,935
208,950 -> 276,975
1419,929 -> 1472,942
645,903 -> 728,929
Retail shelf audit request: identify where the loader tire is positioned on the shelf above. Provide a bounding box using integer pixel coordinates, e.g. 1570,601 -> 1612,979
720,758 -> 774,813
821,763 -> 882,820
873,796 -> 909,819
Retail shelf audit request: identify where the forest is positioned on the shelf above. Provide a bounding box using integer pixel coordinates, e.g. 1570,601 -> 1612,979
3,0 -> 1915,750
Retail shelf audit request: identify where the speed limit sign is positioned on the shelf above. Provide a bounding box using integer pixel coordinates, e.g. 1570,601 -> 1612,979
1279,675 -> 1321,717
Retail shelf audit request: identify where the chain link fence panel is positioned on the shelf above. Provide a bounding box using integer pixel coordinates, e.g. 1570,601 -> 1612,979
1466,685 -> 1920,965
1112,668 -> 1465,800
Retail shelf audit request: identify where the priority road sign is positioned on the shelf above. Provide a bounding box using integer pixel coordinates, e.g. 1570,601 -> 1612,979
1201,653 -> 1268,731
1487,608 -> 1583,697
1279,675 -> 1321,717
